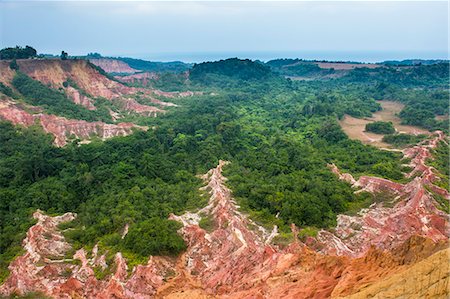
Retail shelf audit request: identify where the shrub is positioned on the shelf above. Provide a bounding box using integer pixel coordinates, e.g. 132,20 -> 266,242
365,121 -> 395,134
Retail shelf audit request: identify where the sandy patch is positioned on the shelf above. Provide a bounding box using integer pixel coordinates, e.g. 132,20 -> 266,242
339,101 -> 430,148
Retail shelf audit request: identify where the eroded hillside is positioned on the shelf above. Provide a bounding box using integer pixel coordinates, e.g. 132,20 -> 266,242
0,59 -> 192,145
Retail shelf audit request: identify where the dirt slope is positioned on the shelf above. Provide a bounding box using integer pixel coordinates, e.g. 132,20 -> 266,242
89,58 -> 138,74
341,248 -> 449,299
0,59 -> 195,145
0,97 -> 145,146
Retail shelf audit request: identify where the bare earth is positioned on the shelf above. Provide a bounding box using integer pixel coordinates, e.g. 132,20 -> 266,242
339,101 -> 430,148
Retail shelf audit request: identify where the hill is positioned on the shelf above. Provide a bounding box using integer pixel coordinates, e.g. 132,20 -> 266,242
190,58 -> 274,81
0,59 -> 192,145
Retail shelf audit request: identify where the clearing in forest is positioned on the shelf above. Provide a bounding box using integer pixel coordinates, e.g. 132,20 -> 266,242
339,101 -> 430,148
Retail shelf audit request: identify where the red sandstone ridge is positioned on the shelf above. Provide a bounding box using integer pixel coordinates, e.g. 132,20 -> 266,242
0,135 -> 449,298
89,58 -> 138,74
0,210 -> 176,299
116,72 -> 160,85
0,59 -> 191,115
0,99 -> 146,146
0,59 -> 198,144
320,131 -> 449,257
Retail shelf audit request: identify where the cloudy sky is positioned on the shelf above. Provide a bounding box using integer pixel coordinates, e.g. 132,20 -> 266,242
0,1 -> 448,62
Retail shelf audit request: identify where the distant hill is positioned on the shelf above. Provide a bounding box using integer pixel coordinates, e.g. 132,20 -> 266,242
382,59 -> 449,66
190,58 -> 275,82
265,59 -> 382,79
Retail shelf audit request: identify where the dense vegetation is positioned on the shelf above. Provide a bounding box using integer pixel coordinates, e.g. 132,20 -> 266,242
382,133 -> 427,147
0,57 -> 447,282
339,63 -> 449,87
266,59 -> 333,77
0,46 -> 37,60
365,121 -> 395,134
335,64 -> 449,132
189,58 -> 277,87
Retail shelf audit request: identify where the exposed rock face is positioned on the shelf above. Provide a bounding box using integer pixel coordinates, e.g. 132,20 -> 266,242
0,99 -> 146,146
0,59 -> 198,145
117,72 -> 160,85
0,134 -> 448,298
0,211 -> 175,298
319,131 -> 449,257
89,58 -> 138,74
341,247 -> 450,299
167,160 -> 280,296
0,60 -> 187,115
65,86 -> 97,110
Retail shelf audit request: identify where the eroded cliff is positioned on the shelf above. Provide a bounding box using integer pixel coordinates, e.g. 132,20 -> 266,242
89,58 -> 138,74
0,59 -> 194,145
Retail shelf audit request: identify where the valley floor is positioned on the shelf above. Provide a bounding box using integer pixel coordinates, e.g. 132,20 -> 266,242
339,101 -> 430,148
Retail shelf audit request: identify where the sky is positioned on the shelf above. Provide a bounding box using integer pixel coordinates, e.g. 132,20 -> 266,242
0,1 -> 448,62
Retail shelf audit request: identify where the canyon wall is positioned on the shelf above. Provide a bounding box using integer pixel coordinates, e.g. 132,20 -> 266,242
89,58 -> 138,74
0,59 -> 196,145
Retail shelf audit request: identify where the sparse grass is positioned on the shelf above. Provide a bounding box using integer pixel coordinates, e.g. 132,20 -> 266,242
425,185 -> 450,213
297,227 -> 319,242
272,231 -> 294,247
61,267 -> 73,278
163,268 -> 176,282
344,190 -> 399,216
93,265 -> 111,280
0,292 -> 52,299
199,215 -> 215,232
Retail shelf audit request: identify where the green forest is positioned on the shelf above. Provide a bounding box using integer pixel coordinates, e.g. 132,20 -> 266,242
0,57 -> 448,282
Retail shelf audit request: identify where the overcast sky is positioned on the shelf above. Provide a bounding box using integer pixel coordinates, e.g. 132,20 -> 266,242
0,1 -> 448,62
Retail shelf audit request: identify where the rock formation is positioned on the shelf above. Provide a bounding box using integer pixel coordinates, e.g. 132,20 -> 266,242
0,59 -> 198,145
116,72 -> 160,86
0,98 -> 146,146
89,58 -> 138,74
320,132 -> 449,257
0,133 -> 448,298
0,60 -> 190,115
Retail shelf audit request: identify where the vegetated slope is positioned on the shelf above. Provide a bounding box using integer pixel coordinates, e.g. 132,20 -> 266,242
0,57 -> 448,298
0,59 -> 192,145
265,58 -> 381,79
189,58 -> 278,88
382,59 -> 449,66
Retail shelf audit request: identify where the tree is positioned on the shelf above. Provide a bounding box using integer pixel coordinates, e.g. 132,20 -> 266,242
9,59 -> 18,70
61,51 -> 68,60
365,121 -> 395,134
0,45 -> 37,60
